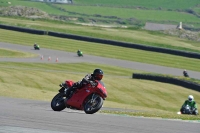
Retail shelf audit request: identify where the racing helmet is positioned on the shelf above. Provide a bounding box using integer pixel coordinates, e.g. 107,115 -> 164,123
188,95 -> 194,102
93,69 -> 103,80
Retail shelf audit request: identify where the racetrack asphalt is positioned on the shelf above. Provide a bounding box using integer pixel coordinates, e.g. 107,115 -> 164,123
1,42 -> 200,79
0,42 -> 200,133
0,97 -> 199,133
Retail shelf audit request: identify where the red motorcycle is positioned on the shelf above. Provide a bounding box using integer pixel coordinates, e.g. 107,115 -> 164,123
51,80 -> 107,114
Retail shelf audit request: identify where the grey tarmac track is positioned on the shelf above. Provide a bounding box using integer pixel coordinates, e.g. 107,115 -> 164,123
0,42 -> 200,133
0,97 -> 199,133
1,42 -> 200,79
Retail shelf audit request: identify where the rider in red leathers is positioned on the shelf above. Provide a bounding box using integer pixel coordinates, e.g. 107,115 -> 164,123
63,69 -> 104,97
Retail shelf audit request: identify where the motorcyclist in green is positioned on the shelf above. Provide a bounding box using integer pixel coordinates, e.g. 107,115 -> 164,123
77,49 -> 80,53
34,43 -> 37,48
180,95 -> 198,115
77,49 -> 81,54
33,43 -> 40,50
77,49 -> 83,57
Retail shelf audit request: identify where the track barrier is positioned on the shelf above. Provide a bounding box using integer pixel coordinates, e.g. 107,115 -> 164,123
40,55 -> 44,60
56,57 -> 58,62
48,56 -> 51,61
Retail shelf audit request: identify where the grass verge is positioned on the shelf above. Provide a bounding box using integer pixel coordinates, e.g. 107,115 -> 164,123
0,62 -> 200,120
0,48 -> 37,58
0,29 -> 200,72
0,17 -> 200,53
100,110 -> 200,120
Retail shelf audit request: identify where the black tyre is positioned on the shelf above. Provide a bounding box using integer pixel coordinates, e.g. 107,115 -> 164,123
51,93 -> 66,111
84,94 -> 103,114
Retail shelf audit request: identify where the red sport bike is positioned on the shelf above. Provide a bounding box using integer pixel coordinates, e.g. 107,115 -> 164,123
51,80 -> 107,114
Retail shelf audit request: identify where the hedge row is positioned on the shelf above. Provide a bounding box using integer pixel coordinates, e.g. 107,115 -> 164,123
1,24 -> 200,59
132,73 -> 200,92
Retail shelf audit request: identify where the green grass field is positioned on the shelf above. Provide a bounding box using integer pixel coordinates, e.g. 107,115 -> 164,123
1,29 -> 200,72
0,0 -> 67,15
54,4 -> 200,23
1,0 -> 199,9
0,17 -> 200,54
0,48 -> 36,57
0,0 -> 200,119
74,0 -> 200,10
0,62 -> 199,119
0,28 -> 200,119
0,0 -> 200,28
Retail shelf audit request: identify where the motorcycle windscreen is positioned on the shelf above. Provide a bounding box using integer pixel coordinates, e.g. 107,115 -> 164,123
96,81 -> 107,98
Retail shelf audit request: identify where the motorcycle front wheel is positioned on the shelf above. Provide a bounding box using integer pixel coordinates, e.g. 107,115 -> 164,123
51,93 -> 66,111
84,94 -> 103,114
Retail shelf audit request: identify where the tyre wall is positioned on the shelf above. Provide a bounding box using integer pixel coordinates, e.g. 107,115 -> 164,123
0,24 -> 45,35
48,31 -> 200,59
1,24 -> 200,59
132,73 -> 200,92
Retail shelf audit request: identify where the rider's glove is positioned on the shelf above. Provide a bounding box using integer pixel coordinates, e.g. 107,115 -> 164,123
82,77 -> 90,84
59,82 -> 65,87
90,81 -> 97,87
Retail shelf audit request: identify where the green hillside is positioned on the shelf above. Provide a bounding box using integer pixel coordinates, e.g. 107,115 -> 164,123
74,0 -> 200,10
0,0 -> 200,119
1,62 -> 200,120
0,0 -> 199,28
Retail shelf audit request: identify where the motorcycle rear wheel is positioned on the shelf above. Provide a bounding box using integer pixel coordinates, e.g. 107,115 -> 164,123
84,94 -> 103,114
34,48 -> 40,50
51,93 -> 66,111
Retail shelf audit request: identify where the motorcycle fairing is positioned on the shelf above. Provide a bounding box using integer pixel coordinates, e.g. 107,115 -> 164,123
65,80 -> 74,87
96,81 -> 107,99
66,86 -> 95,110
66,81 -> 107,110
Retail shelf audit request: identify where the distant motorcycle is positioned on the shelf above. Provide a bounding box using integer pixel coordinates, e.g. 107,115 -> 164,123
34,45 -> 40,50
77,49 -> 83,57
183,72 -> 189,77
179,105 -> 194,115
182,105 -> 192,114
51,80 -> 107,114
77,51 -> 83,57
